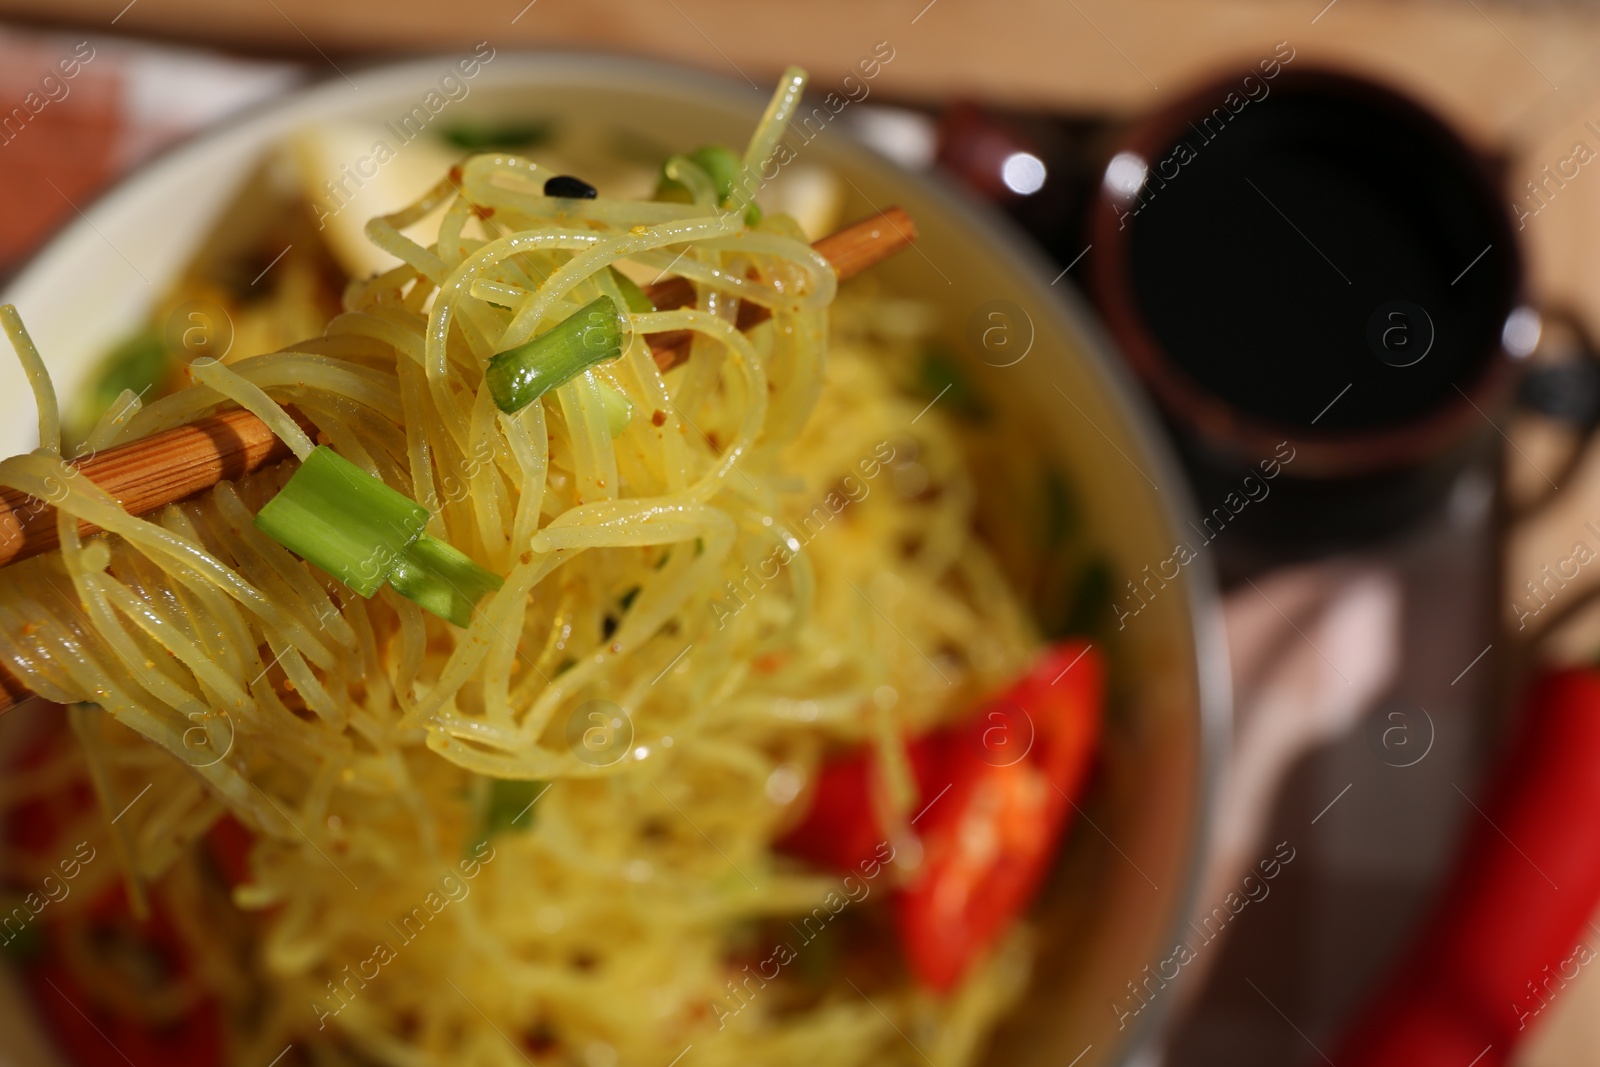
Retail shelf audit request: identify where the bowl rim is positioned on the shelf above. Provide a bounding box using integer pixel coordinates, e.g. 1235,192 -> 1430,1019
0,50 -> 1231,1065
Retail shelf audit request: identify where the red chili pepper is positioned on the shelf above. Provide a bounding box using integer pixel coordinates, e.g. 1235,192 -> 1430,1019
778,640 -> 1104,992
3,723 -> 230,1067
204,813 -> 255,890
1333,667 -> 1600,1066
28,883 -> 224,1067
774,738 -> 911,875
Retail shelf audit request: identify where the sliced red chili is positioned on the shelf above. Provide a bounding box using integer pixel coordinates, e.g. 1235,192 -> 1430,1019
4,721 -> 228,1067
28,883 -> 224,1067
778,639 -> 1104,992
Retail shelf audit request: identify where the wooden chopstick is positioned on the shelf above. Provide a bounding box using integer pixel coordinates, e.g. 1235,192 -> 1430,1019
0,207 -> 915,570
0,205 -> 916,713
0,407 -> 315,570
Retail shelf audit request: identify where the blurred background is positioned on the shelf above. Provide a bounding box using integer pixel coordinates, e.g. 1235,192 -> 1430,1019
4,1 -> 1600,1064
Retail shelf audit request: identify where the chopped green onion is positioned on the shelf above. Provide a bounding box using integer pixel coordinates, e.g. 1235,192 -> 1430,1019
387,533 -> 505,629
253,446 -> 427,598
1058,557 -> 1113,641
440,121 -> 553,152
485,296 -> 624,415
594,378 -> 633,437
72,328 -> 167,445
1041,467 -> 1081,544
656,148 -> 723,203
656,145 -> 762,225
689,145 -> 742,203
607,267 -> 655,315
480,777 -> 547,838
254,445 -> 504,627
918,346 -> 988,421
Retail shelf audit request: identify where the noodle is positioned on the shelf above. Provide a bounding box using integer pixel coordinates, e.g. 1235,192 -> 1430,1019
0,76 -> 1042,1067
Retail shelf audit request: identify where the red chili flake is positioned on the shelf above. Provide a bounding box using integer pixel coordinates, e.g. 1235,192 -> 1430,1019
753,652 -> 787,673
651,410 -> 667,427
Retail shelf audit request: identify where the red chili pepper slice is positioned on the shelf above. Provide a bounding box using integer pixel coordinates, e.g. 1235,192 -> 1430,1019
778,640 -> 1104,992
3,722 -> 229,1067
28,883 -> 224,1067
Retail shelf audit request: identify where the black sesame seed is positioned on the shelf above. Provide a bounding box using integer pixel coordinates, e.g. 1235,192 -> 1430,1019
544,175 -> 598,199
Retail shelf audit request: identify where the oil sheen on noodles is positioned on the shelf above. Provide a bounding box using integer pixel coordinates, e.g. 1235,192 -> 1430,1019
0,72 -> 1039,1066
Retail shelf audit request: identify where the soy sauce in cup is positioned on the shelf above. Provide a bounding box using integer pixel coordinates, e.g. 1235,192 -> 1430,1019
1091,69 -> 1534,559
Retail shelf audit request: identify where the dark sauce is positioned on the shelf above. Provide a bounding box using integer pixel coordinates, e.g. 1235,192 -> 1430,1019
1124,85 -> 1515,432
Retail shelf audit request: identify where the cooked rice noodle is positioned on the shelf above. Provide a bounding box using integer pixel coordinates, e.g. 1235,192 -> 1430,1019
0,79 -> 1041,1066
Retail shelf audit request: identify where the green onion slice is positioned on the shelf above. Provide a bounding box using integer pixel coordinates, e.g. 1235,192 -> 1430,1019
606,267 -> 655,315
655,145 -> 762,225
485,296 -> 624,415
688,145 -> 742,204
253,446 -> 427,598
254,444 -> 504,627
479,777 -> 547,838
387,533 -> 505,630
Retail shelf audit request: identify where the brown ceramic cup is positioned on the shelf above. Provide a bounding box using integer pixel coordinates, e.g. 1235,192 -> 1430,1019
1088,66 -> 1535,561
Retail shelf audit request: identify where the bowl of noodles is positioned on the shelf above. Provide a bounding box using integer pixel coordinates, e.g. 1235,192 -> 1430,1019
0,53 -> 1227,1067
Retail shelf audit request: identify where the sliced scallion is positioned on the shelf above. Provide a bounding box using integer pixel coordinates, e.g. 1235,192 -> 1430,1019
607,267 -> 655,315
386,533 -> 505,629
655,145 -> 762,225
254,444 -> 504,627
480,777 -> 547,838
253,446 -> 427,598
689,145 -> 742,204
485,296 -> 624,415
